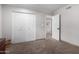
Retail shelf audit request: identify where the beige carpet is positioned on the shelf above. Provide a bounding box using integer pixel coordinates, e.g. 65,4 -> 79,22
7,39 -> 79,54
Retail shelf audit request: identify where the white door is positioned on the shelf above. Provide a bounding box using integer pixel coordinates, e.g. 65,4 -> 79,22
12,12 -> 36,43
52,14 -> 59,40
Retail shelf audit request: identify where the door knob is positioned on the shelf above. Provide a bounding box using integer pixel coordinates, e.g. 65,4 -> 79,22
57,28 -> 59,30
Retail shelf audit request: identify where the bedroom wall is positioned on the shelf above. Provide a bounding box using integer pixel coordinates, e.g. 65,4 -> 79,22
52,5 -> 79,46
0,5 -> 2,38
2,5 -> 12,40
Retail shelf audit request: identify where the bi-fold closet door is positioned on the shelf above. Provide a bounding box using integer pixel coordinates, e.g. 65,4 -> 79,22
12,12 -> 36,43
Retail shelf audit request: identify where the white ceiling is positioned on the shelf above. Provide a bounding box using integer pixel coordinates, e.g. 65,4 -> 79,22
5,4 -> 67,15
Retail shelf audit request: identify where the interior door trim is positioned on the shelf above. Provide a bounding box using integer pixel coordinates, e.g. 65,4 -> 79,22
59,14 -> 61,41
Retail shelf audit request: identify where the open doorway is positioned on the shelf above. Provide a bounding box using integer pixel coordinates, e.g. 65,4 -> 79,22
52,14 -> 61,41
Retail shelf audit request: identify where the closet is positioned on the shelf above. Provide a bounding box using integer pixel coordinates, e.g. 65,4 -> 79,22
12,12 -> 36,43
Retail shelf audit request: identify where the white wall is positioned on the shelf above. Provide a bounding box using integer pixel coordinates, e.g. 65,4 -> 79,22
53,5 -> 79,46
0,5 -> 2,38
2,5 -> 12,40
2,5 -> 50,42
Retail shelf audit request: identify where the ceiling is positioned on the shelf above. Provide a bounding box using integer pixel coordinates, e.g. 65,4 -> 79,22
5,4 -> 68,15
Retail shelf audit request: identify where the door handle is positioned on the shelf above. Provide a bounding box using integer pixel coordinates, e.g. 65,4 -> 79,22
57,28 -> 60,30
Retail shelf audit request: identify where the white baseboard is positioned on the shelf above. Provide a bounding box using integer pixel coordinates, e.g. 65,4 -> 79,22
61,39 -> 79,47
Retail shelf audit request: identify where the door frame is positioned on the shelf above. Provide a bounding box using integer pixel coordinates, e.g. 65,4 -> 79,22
51,14 -> 61,41
59,14 -> 61,41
